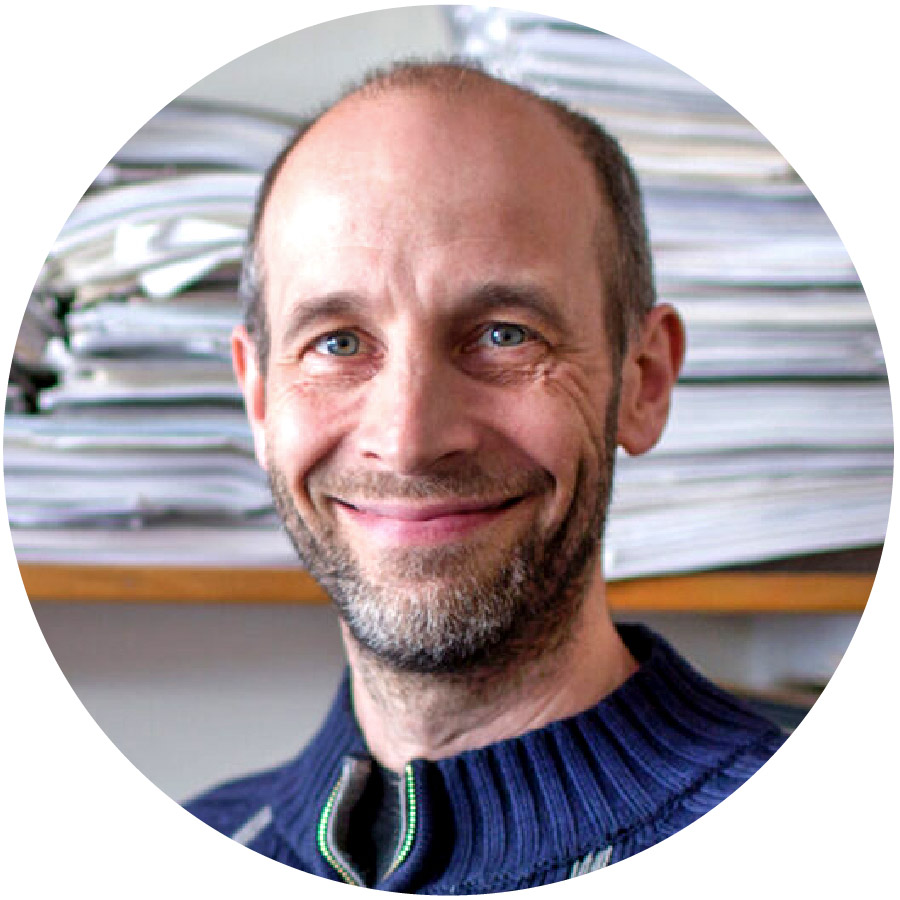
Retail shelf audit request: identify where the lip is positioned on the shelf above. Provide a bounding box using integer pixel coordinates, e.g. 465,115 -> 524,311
341,498 -> 515,520
331,496 -> 525,545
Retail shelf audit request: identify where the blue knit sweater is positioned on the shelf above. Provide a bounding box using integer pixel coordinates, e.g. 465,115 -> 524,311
185,625 -> 785,892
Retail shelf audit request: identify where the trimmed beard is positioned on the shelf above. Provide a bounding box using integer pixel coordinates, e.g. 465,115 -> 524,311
267,396 -> 619,677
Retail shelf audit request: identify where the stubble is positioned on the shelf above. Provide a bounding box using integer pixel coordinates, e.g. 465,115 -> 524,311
266,398 -> 618,678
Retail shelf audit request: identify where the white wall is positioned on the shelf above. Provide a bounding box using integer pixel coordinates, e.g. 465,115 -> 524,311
31,601 -> 347,803
181,6 -> 454,117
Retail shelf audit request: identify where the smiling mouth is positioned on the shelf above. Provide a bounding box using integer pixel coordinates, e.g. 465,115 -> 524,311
334,496 -> 523,520
330,495 -> 528,544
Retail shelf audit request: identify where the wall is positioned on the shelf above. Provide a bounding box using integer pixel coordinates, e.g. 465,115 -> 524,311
181,6 -> 453,116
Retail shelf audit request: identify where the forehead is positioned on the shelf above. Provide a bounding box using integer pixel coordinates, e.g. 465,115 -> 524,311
259,86 -> 606,314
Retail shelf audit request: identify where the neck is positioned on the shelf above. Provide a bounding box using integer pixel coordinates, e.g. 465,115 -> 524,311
343,579 -> 637,773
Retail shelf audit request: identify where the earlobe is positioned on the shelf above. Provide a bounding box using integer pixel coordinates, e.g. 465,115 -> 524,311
232,325 -> 268,468
616,304 -> 685,456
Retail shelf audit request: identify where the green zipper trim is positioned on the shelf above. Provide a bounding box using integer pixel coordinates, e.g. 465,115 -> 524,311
384,763 -> 418,877
316,778 -> 361,886
317,761 -> 418,886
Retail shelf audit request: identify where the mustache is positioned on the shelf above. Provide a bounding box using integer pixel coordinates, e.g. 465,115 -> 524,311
307,464 -> 553,502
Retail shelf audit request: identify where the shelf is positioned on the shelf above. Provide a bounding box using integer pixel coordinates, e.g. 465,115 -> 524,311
19,563 -> 874,613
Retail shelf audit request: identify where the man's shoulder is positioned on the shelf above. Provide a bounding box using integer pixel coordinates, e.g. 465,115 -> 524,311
183,758 -> 294,838
596,629 -> 789,855
642,725 -> 786,848
683,722 -> 786,804
613,623 -> 789,796
183,671 -> 364,851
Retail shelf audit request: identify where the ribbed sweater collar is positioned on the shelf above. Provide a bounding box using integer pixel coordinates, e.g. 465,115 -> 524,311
264,624 -> 779,892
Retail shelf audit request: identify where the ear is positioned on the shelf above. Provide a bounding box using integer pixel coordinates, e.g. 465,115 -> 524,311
616,304 -> 685,456
232,325 -> 268,468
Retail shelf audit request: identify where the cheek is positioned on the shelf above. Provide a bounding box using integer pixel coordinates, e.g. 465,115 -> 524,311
264,379 -> 357,496
503,362 -> 613,495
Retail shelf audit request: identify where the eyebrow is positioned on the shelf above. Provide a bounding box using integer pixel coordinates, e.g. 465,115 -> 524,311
280,292 -> 366,349
458,281 -> 568,333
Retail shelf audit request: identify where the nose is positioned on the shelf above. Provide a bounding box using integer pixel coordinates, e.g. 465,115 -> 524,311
354,347 -> 481,474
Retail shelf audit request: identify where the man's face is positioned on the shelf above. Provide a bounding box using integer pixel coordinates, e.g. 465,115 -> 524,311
245,88 -> 626,673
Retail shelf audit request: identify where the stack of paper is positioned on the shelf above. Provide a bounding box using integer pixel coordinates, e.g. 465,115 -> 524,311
36,291 -> 241,411
8,295 -> 64,414
41,172 -> 259,303
4,412 -> 272,529
6,103 -> 292,542
94,101 -> 297,186
449,6 -> 892,577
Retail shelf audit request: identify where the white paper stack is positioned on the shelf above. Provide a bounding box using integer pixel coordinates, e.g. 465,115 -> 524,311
449,6 -> 892,577
4,400 -> 274,532
41,172 -> 259,303
36,292 -> 242,411
6,103 -> 294,545
8,295 -> 64,413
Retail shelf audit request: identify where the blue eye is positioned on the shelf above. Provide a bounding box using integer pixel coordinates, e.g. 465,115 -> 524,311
483,323 -> 529,347
316,331 -> 360,356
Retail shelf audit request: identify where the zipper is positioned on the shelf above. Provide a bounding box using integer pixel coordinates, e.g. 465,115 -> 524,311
316,766 -> 366,886
383,762 -> 417,878
316,759 -> 418,886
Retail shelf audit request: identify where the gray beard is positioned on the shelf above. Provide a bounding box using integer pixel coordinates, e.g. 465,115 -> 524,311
267,404 -> 617,677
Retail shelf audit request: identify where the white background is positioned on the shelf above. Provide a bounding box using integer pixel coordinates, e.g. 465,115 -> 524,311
2,1 -> 897,897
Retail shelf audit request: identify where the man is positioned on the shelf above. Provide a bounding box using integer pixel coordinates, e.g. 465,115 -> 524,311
185,60 -> 785,891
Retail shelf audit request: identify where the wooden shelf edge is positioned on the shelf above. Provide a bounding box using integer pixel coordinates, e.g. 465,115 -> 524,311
18,563 -> 873,613
18,563 -> 330,605
607,571 -> 873,613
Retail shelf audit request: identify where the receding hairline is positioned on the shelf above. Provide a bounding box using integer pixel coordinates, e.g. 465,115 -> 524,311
256,69 -> 619,293
260,66 -> 609,232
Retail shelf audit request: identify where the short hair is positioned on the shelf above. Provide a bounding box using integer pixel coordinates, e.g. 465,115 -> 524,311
240,58 -> 656,375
